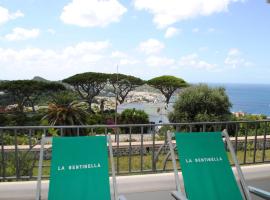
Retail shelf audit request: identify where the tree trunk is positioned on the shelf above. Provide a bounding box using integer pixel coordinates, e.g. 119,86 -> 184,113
31,101 -> 36,112
165,96 -> 170,105
87,100 -> 94,113
100,99 -> 105,114
17,103 -> 24,113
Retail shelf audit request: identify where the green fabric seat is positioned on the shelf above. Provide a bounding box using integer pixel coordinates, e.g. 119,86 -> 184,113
36,135 -> 126,200
175,132 -> 243,200
168,131 -> 270,200
48,136 -> 111,200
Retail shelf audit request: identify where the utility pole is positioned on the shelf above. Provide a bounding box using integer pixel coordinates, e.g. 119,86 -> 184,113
114,65 -> 119,125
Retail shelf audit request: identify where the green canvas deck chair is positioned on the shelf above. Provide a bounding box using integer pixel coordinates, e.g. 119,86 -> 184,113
36,134 -> 126,200
167,130 -> 270,200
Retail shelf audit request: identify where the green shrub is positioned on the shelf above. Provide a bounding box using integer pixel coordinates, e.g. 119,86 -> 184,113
169,84 -> 232,123
119,109 -> 149,133
0,151 -> 36,179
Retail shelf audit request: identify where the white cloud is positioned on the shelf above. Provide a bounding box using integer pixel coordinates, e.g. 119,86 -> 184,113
0,40 -> 178,80
111,51 -> 127,58
224,48 -> 253,68
119,58 -> 139,65
146,56 -> 175,67
0,6 -> 24,25
0,41 -> 112,80
164,27 -> 180,38
138,39 -> 164,55
4,28 -> 40,41
134,0 -> 243,28
60,0 -> 127,27
63,41 -> 110,54
111,51 -> 139,65
179,53 -> 216,70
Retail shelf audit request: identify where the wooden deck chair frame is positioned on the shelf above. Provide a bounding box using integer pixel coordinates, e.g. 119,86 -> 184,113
167,130 -> 270,200
35,133 -> 126,200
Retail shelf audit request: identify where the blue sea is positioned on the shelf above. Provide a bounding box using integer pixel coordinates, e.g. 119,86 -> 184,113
118,83 -> 270,123
211,83 -> 270,116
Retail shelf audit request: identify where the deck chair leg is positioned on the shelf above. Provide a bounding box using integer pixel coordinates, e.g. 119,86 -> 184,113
108,133 -> 128,200
108,133 -> 119,200
223,130 -> 252,200
248,186 -> 270,199
171,191 -> 188,200
118,195 -> 127,200
35,135 -> 45,200
167,131 -> 187,200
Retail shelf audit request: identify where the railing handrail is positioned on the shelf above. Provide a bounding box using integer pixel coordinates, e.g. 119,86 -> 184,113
0,119 -> 270,129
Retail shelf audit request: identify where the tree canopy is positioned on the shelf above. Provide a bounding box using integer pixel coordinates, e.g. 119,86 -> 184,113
119,108 -> 149,124
0,80 -> 66,112
108,73 -> 145,104
42,91 -> 88,135
63,72 -> 109,112
168,84 -> 232,123
147,75 -> 188,105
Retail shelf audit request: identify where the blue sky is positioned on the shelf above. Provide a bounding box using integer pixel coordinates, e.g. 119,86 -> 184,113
0,0 -> 270,84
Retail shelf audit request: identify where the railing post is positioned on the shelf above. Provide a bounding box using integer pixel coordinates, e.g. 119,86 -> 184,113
253,123 -> 258,163
235,123 -> 238,156
60,128 -> 63,136
128,126 -> 132,173
28,129 -> 32,148
152,125 -> 156,172
77,127 -> 80,136
1,129 -> 6,181
91,128 -> 94,136
14,129 -> 19,181
140,126 -> 144,172
116,127 -> 120,174
189,125 -> 192,132
262,121 -> 267,162
164,125 -> 169,154
203,124 -> 206,132
243,123 -> 248,164
105,128 -> 108,136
